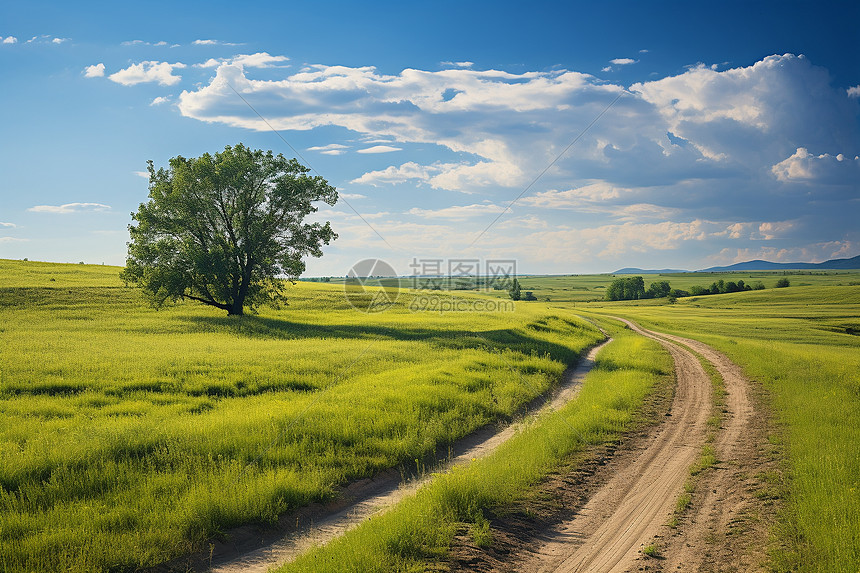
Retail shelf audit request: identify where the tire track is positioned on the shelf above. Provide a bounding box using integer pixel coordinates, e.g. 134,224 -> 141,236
516,318 -> 715,573
203,338 -> 611,573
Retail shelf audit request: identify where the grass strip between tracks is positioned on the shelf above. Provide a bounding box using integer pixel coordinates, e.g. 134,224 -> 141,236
277,316 -> 673,572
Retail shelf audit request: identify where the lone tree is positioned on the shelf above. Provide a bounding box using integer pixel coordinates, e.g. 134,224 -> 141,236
122,144 -> 338,315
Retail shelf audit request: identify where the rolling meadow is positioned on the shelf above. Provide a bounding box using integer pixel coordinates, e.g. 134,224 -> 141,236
1,259 -> 858,572
0,259 -> 603,572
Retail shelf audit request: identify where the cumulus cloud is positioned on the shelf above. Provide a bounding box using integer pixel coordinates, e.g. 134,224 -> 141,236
441,61 -> 474,68
610,58 -> 637,65
51,37 -> 69,44
83,63 -> 105,78
771,147 -> 860,184
28,202 -> 111,214
356,145 -> 402,154
847,85 -> 860,98
165,52 -> 859,263
150,96 -> 171,106
2,36 -> 17,44
192,39 -> 241,46
195,52 -> 289,69
109,61 -> 185,86
339,193 -> 366,199
178,62 -> 613,191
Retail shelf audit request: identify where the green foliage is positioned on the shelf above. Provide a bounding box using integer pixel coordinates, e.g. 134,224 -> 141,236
0,259 -> 602,572
775,277 -> 791,288
605,276 -> 646,301
647,280 -> 671,298
121,144 -> 338,315
508,278 -> 521,301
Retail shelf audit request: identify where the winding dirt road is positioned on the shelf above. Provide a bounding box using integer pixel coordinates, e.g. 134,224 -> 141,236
202,338 -> 612,573
511,318 -> 761,573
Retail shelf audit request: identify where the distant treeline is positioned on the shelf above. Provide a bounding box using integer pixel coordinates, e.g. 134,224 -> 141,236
605,276 -> 788,301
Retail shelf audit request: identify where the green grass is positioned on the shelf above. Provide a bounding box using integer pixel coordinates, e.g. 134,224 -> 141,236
584,284 -> 860,572
0,259 -> 603,572
321,270 -> 860,304
275,320 -> 672,572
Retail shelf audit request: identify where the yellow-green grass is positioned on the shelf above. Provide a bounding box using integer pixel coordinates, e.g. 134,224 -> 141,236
373,270 -> 860,304
277,319 -> 672,572
0,260 -> 602,572
582,285 -> 860,572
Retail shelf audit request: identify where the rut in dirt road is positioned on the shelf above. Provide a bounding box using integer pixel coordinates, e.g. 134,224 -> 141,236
516,318 -> 715,573
201,338 -> 612,573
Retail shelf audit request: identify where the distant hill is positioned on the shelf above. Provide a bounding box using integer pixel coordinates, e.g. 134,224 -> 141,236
698,254 -> 860,272
613,267 -> 690,274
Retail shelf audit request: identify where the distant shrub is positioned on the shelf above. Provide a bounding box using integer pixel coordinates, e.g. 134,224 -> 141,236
776,278 -> 791,288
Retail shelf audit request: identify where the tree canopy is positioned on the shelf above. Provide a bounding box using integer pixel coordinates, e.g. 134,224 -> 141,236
121,144 -> 338,315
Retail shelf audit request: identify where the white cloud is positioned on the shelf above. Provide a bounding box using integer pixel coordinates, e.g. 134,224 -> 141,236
2,36 -> 17,44
407,203 -> 505,219
195,52 -> 289,69
28,202 -> 111,214
639,49 -> 649,53
122,40 -> 168,46
610,58 -> 637,65
338,193 -> 366,199
352,161 -> 438,186
847,85 -> 860,98
350,160 -> 514,191
0,221 -> 17,228
109,61 -> 186,86
192,39 -> 241,46
308,143 -> 349,155
133,171 -> 150,178
150,96 -> 171,106
356,145 -> 402,154
601,66 -> 613,72
521,183 -> 626,208
441,61 -> 474,68
51,37 -> 69,44
771,147 -> 860,183
0,237 -> 27,243
168,50 -> 859,260
83,63 -> 105,78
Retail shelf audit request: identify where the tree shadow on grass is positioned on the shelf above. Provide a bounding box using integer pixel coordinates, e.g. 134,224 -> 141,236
179,314 -> 587,366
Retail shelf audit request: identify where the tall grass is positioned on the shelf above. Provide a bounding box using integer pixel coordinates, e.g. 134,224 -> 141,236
0,260 -> 602,572
587,285 -> 860,572
277,321 -> 672,572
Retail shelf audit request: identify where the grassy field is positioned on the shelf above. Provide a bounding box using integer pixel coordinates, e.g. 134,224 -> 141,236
581,284 -> 860,572
325,270 -> 860,303
276,317 -> 672,572
0,259 -> 603,572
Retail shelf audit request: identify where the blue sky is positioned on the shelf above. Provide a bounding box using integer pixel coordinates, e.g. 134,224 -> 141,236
1,0 -> 858,275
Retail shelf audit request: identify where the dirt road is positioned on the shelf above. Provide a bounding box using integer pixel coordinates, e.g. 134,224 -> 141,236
508,318 -> 764,573
200,338 -> 612,573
